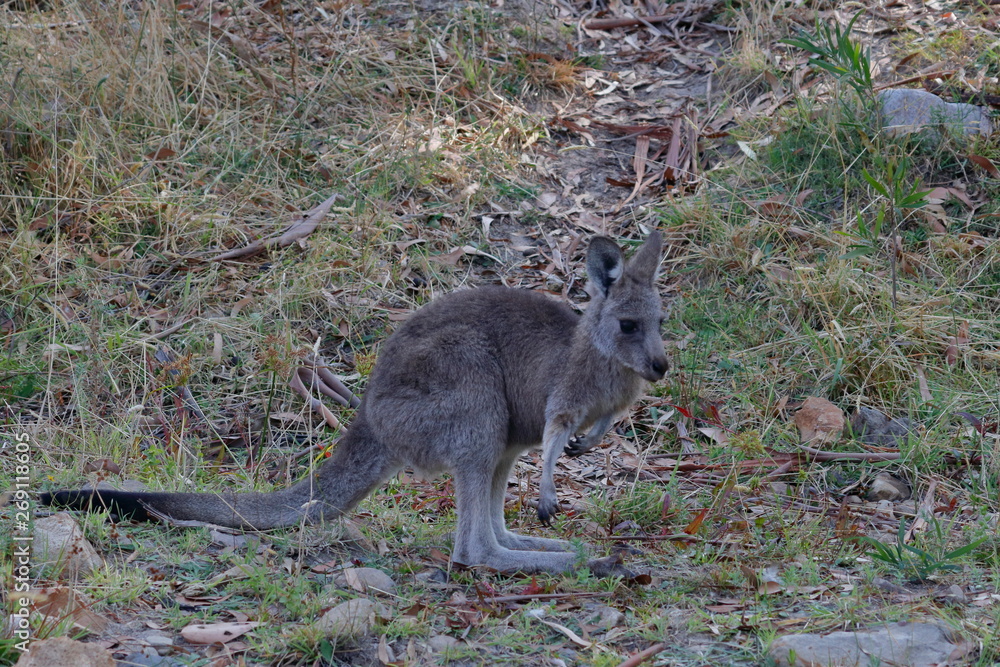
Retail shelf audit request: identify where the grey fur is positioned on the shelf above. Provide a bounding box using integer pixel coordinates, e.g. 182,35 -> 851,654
42,233 -> 668,575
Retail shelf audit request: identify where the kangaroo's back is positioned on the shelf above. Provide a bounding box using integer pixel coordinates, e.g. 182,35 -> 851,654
367,286 -> 580,448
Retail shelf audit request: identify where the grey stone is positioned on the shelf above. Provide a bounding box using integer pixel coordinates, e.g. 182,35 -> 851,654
117,647 -> 184,667
415,568 -> 449,584
33,513 -> 103,578
427,634 -> 460,651
851,407 -> 914,448
336,567 -> 396,596
770,621 -> 959,667
879,89 -> 991,138
317,598 -> 378,640
866,472 -> 911,502
581,602 -> 625,630
937,584 -> 967,606
138,633 -> 173,657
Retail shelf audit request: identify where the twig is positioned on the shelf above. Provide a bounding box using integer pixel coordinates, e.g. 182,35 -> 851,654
585,14 -> 677,30
473,591 -> 613,605
616,642 -> 666,667
207,193 -> 342,262
594,533 -> 701,542
872,70 -> 955,92
798,445 -> 901,462
142,318 -> 192,341
904,479 -> 938,542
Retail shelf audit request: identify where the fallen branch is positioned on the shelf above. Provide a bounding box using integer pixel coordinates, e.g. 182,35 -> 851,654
872,70 -> 955,92
585,14 -> 677,31
207,193 -> 342,262
616,642 -> 667,667
798,445 -> 902,462
288,353 -> 360,430
594,533 -> 701,542
472,591 -> 613,605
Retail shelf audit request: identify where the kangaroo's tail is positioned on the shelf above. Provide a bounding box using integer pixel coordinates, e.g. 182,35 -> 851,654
40,419 -> 397,530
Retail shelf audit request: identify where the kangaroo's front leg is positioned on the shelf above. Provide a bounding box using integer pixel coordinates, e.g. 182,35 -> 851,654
565,414 -> 614,457
537,415 -> 578,525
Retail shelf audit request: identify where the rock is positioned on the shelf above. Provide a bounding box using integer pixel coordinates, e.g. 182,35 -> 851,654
14,637 -> 113,667
117,647 -> 185,667
873,577 -> 911,595
33,513 -> 103,578
427,634 -> 460,651
879,89 -> 991,138
874,500 -> 895,518
866,472 -> 911,502
415,568 -> 449,584
139,632 -> 174,656
936,584 -> 967,606
770,622 -> 960,667
581,602 -> 625,631
337,567 -> 396,596
851,408 -> 914,447
794,397 -> 845,446
317,598 -> 378,640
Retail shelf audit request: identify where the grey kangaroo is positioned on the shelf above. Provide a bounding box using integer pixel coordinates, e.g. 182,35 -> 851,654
42,232 -> 668,575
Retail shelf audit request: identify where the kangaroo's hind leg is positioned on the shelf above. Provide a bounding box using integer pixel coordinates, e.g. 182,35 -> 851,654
452,448 -> 579,575
489,449 -> 572,553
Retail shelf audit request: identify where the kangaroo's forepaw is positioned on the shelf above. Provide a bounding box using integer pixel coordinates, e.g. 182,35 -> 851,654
564,435 -> 591,457
536,494 -> 559,526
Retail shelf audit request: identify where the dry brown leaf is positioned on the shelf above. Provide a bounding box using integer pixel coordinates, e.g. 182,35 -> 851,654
145,147 -> 176,161
793,396 -> 845,446
181,621 -> 259,644
966,154 -> 1000,178
919,204 -> 949,233
697,427 -> 730,445
622,135 -> 650,207
914,364 -> 932,402
26,587 -> 110,635
82,458 -> 120,475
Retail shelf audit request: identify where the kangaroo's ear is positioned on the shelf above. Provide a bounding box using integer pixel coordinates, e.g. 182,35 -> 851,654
626,230 -> 663,284
586,236 -> 625,297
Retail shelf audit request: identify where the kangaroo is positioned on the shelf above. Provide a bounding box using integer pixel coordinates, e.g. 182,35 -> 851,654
41,232 -> 668,575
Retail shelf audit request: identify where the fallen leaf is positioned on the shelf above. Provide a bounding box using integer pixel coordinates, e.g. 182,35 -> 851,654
181,621 -> 259,644
793,396 -> 845,446
697,427 -> 730,445
82,459 -> 121,475
914,364 -> 932,402
966,154 -> 1000,178
26,587 -> 110,634
684,508 -> 709,535
145,147 -> 176,161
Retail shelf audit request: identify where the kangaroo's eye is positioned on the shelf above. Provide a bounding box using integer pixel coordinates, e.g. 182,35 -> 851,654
619,320 -> 638,334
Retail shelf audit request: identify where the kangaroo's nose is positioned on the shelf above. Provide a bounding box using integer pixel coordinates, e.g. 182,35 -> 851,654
649,357 -> 668,379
